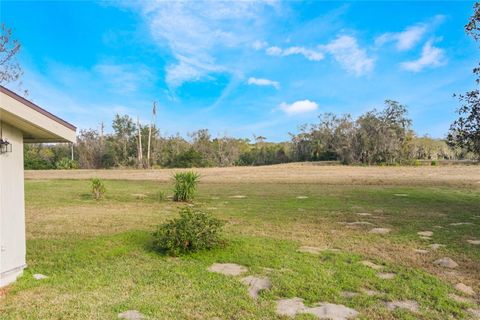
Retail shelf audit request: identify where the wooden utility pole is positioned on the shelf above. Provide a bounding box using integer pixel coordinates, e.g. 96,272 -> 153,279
137,116 -> 143,165
147,101 -> 156,168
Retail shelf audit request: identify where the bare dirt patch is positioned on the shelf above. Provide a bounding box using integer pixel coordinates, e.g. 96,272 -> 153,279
25,163 -> 480,187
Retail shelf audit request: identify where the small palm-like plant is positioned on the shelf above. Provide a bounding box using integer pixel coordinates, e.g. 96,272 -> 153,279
172,171 -> 200,202
91,178 -> 106,200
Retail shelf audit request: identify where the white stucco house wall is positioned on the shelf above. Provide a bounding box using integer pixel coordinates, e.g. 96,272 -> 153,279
0,85 -> 76,287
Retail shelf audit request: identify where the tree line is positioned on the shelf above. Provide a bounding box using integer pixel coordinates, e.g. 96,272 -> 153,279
24,99 -> 475,170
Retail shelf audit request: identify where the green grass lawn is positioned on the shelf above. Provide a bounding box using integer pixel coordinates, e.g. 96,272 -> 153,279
1,179 -> 479,319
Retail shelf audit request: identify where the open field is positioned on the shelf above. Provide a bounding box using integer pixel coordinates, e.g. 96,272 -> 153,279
26,162 -> 480,186
1,164 -> 479,319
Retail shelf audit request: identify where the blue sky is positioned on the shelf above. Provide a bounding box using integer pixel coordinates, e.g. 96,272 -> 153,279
2,1 -> 478,141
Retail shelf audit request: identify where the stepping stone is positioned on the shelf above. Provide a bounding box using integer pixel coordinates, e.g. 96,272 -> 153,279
276,298 -> 359,319
241,276 -> 271,299
276,298 -> 306,317
208,263 -> 247,276
449,222 -> 473,226
230,195 -> 246,198
355,212 -> 372,216
296,196 -> 308,199
347,221 -> 374,226
369,228 -> 391,234
420,236 -> 432,240
360,261 -> 383,270
307,303 -> 359,319
33,274 -> 48,280
429,243 -> 446,250
386,300 -> 419,313
455,283 -> 476,296
340,291 -> 359,298
417,231 -> 433,237
433,257 -> 458,269
297,246 -> 324,255
377,273 -> 396,279
118,310 -> 145,320
467,240 -> 480,245
448,293 -> 474,304
467,308 -> 480,318
394,194 -> 408,197
433,225 -> 443,229
413,249 -> 429,254
361,288 -> 380,296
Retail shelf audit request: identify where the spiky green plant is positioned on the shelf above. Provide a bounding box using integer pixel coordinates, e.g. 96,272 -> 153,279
172,171 -> 200,202
91,178 -> 106,200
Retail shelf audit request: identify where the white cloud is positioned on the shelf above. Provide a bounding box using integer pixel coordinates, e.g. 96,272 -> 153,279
401,40 -> 446,72
126,1 -> 275,89
376,25 -> 426,51
266,45 -> 324,61
322,35 -> 374,76
375,15 -> 445,51
94,63 -> 152,93
247,77 -> 280,89
252,40 -> 268,50
280,99 -> 318,115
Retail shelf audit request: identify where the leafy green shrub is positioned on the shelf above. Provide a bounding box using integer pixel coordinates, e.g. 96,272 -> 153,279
55,158 -> 79,169
172,171 -> 200,202
152,208 -> 224,255
91,178 -> 106,200
431,160 -> 438,166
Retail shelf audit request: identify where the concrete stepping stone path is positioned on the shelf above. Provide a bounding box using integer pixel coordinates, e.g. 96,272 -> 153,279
33,274 -> 48,280
340,291 -> 359,298
377,273 -> 396,280
429,243 -> 446,250
417,231 -> 433,237
468,308 -> 480,319
449,222 -> 473,226
386,300 -> 419,313
208,263 -> 248,276
413,249 -> 429,254
361,288 -> 381,296
448,293 -> 474,304
433,257 -> 458,269
296,196 -> 308,199
346,221 -> 374,227
467,239 -> 480,245
241,276 -> 271,299
229,195 -> 246,198
118,310 -> 145,320
369,228 -> 391,234
455,283 -> 476,296
297,246 -> 325,255
360,261 -> 383,270
355,212 -> 372,216
276,298 -> 359,319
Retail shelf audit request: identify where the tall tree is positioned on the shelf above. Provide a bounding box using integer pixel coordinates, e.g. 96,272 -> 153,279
447,2 -> 480,158
0,23 -> 24,88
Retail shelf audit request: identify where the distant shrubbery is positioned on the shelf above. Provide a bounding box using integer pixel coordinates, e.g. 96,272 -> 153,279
152,208 -> 224,256
24,101 -> 477,170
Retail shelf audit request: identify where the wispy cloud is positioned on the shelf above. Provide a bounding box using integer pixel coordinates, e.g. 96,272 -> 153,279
322,35 -> 374,76
128,1 -> 275,89
375,15 -> 445,51
266,45 -> 324,61
280,99 -> 318,115
247,77 -> 280,89
401,40 -> 446,72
